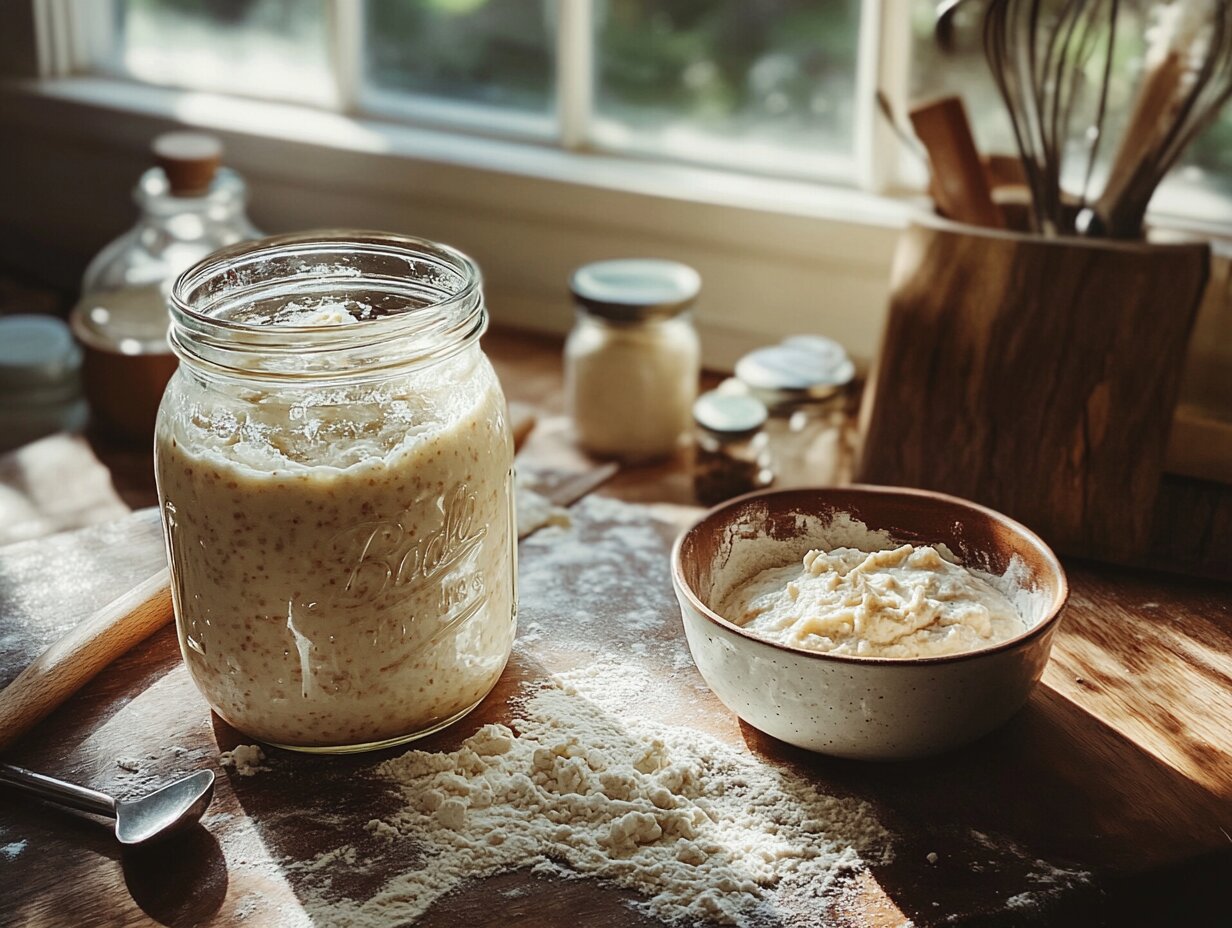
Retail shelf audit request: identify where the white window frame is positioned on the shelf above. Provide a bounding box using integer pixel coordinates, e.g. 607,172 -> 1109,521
27,0 -> 1232,222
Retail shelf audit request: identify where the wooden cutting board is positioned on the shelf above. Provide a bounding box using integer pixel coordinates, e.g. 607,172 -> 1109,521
0,501 -> 1229,927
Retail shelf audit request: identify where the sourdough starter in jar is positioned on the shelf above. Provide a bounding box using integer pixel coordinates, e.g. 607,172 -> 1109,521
155,232 -> 515,752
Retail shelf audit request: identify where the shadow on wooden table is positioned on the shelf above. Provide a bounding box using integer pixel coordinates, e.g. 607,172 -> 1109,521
121,828 -> 228,926
738,679 -> 1231,927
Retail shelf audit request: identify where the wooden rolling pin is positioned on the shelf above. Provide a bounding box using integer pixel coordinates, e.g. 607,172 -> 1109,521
0,568 -> 172,752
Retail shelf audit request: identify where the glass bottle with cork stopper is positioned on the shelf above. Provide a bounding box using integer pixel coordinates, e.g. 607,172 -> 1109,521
69,131 -> 260,441
564,259 -> 702,462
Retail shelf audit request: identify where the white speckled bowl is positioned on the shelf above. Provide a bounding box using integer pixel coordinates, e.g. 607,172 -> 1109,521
671,486 -> 1068,760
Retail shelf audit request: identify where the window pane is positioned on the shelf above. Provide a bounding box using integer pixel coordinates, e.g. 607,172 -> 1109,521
109,0 -> 333,105
907,1 -> 1009,155
595,1 -> 862,179
363,0 -> 554,114
1176,111 -> 1232,204
908,0 -> 1232,220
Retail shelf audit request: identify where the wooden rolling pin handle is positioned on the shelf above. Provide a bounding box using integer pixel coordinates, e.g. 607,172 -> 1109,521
0,568 -> 173,753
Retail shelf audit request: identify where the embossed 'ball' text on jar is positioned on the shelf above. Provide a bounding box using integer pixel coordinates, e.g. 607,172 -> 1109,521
154,231 -> 517,753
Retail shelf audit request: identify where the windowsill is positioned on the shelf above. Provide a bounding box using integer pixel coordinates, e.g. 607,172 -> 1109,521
0,75 -> 919,367
8,76 -> 914,242
3,73 -> 1229,380
17,73 -> 1225,375
16,75 -> 1229,239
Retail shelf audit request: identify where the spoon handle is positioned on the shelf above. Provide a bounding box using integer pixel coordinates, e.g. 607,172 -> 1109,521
0,762 -> 116,818
0,568 -> 173,752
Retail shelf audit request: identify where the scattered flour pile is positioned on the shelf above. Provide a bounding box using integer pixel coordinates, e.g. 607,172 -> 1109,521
514,477 -> 571,539
220,744 -> 270,777
298,661 -> 892,926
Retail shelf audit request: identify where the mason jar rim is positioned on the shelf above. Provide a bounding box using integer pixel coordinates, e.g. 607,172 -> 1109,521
168,230 -> 486,384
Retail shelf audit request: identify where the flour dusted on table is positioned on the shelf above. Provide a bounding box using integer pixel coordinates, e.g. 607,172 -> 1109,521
1,840 -> 27,860
295,661 -> 892,927
966,829 -> 1090,915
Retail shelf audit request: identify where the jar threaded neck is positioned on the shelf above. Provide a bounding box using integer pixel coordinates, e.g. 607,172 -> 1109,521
168,230 -> 486,385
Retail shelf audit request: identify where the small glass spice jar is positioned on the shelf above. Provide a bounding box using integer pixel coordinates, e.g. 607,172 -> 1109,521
564,259 -> 701,462
733,336 -> 855,487
155,232 -> 516,753
692,390 -> 773,506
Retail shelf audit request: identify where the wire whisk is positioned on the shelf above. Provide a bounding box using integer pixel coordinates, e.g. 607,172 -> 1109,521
983,0 -> 1120,236
1095,0 -> 1232,236
982,0 -> 1232,238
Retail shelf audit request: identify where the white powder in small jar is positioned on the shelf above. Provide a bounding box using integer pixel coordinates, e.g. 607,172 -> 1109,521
565,259 -> 701,462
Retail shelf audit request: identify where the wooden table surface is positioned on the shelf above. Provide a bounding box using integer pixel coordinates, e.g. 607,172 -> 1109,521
1,328 -> 1229,927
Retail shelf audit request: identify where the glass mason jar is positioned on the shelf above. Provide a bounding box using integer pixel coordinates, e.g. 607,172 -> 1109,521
155,231 -> 516,753
691,391 -> 773,506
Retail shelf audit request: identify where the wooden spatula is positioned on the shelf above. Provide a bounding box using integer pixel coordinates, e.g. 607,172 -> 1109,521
910,96 -> 1003,228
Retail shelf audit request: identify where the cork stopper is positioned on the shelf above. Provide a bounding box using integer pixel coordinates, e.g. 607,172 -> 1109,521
152,131 -> 223,196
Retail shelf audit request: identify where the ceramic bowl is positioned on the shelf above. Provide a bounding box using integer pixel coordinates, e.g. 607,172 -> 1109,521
671,486 -> 1068,760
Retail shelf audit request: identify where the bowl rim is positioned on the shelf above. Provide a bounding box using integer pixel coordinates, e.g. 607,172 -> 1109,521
670,484 -> 1069,667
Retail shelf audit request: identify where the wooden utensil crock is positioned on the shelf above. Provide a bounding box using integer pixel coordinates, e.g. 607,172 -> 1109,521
857,217 -> 1210,564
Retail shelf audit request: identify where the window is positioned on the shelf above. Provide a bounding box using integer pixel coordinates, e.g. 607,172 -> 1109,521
40,0 -> 1232,220
592,1 -> 863,178
90,0 -> 336,106
69,0 -> 868,183
365,1 -> 555,117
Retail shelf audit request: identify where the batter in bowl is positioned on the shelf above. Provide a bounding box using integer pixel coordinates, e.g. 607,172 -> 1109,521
719,544 -> 1024,659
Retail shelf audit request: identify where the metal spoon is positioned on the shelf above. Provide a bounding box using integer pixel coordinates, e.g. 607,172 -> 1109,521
0,762 -> 214,845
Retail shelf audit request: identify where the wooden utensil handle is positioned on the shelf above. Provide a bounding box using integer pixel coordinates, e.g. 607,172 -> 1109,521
0,568 -> 173,752
910,96 -> 1003,229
